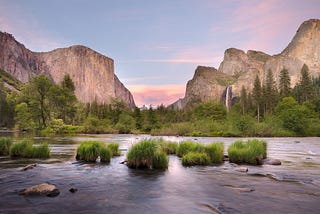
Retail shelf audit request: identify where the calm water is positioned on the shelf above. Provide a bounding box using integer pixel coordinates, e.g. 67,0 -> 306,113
0,133 -> 319,213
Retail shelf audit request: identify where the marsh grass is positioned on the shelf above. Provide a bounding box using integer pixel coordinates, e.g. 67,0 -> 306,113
177,141 -> 205,157
181,152 -> 211,166
9,140 -> 50,158
205,142 -> 224,164
107,143 -> 121,156
126,139 -> 168,170
228,139 -> 267,165
0,137 -> 13,156
76,141 -> 112,163
158,140 -> 178,155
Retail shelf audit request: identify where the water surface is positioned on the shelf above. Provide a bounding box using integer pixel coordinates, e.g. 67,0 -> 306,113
0,134 -> 319,213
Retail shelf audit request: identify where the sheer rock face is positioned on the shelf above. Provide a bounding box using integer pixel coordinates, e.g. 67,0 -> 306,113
172,19 -> 320,109
0,32 -> 135,108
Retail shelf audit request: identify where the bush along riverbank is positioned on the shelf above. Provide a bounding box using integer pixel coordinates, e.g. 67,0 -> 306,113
9,140 -> 50,159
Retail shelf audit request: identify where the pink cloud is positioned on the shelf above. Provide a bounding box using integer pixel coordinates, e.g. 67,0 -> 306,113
127,84 -> 185,107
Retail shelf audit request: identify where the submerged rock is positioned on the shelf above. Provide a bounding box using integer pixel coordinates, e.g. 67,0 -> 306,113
234,167 -> 248,173
264,158 -> 282,165
69,187 -> 78,193
223,185 -> 255,193
19,183 -> 60,197
21,163 -> 37,171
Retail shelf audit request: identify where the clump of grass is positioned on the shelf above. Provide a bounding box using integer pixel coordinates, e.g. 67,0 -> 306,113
0,137 -> 13,156
76,141 -> 112,163
10,140 -> 50,159
177,140 -> 205,157
181,152 -> 211,166
107,143 -> 121,156
205,142 -> 224,164
152,150 -> 169,169
228,139 -> 267,165
159,140 -> 178,155
126,139 -> 168,170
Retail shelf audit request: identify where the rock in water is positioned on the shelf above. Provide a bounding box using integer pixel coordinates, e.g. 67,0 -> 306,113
234,167 -> 248,173
69,188 -> 78,193
21,163 -> 37,171
19,183 -> 60,197
263,158 -> 282,165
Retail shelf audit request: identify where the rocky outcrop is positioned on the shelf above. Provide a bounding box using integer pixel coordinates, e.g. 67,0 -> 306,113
0,32 -> 135,108
172,19 -> 320,109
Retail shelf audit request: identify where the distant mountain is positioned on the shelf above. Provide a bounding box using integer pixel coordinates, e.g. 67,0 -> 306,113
0,32 -> 135,108
172,19 -> 320,109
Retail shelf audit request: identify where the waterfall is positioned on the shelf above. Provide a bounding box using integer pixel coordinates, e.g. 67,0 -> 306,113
225,86 -> 232,111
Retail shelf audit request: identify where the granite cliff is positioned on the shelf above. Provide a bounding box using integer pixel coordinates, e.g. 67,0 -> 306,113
0,32 -> 135,108
173,19 -> 320,109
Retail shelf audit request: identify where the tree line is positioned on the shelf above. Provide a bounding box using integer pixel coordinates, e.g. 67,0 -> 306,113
0,64 -> 319,136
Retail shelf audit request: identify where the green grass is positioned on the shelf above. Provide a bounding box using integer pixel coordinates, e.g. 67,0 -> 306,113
177,140 -> 205,157
107,143 -> 121,156
152,150 -> 169,169
76,141 -> 112,163
158,140 -> 178,155
9,140 -> 50,159
227,139 -> 267,165
205,142 -> 224,164
0,137 -> 13,155
181,152 -> 211,166
126,139 -> 168,170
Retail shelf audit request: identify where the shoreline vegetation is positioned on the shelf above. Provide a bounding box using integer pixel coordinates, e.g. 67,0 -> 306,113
1,64 -> 320,137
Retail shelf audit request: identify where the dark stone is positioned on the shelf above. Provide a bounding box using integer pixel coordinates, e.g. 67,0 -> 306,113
69,188 -> 78,193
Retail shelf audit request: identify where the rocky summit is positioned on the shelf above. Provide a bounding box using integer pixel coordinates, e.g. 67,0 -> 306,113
172,19 -> 320,109
0,32 -> 135,108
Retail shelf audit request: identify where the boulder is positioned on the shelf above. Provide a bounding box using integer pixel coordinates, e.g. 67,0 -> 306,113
19,183 -> 60,197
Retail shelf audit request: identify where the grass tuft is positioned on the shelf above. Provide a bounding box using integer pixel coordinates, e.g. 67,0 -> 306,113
177,140 -> 205,157
10,140 -> 50,158
205,142 -> 224,164
181,152 -> 211,166
107,143 -> 121,156
0,137 -> 13,156
228,139 -> 267,165
126,139 -> 168,170
76,141 -> 112,163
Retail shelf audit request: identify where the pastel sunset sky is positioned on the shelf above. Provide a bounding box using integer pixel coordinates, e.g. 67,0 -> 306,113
0,0 -> 319,106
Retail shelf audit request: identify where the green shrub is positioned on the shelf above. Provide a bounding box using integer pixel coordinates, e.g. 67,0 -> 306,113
228,139 -> 267,165
10,140 -> 50,158
0,137 -> 13,155
159,140 -> 178,155
107,143 -> 121,156
205,142 -> 224,164
76,141 -> 111,163
181,152 -> 211,166
126,139 -> 168,170
177,141 -> 205,157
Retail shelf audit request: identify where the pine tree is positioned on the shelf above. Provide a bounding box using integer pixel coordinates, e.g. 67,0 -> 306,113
252,75 -> 262,122
263,69 -> 278,115
279,68 -> 291,99
299,64 -> 314,102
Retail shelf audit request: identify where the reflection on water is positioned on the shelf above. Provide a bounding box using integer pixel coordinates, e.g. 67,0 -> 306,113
0,133 -> 319,213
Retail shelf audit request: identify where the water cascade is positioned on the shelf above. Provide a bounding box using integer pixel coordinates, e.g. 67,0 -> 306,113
225,86 -> 232,111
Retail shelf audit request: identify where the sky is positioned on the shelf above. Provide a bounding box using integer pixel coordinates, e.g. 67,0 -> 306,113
0,0 -> 319,107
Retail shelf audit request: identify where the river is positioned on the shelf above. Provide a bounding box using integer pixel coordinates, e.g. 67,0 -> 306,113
0,133 -> 319,213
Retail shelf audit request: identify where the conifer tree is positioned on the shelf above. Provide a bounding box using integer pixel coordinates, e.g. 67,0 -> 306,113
252,75 -> 262,122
